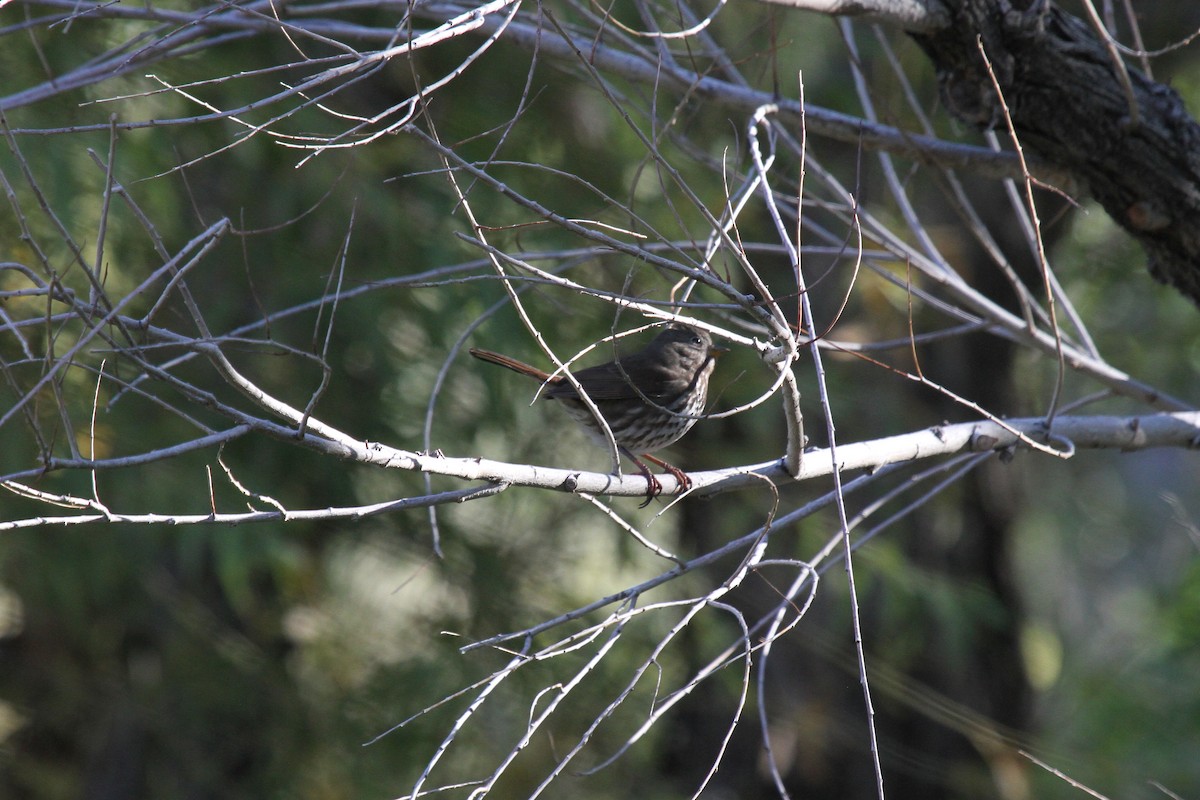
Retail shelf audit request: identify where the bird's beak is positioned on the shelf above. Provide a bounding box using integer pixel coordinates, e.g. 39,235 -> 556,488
709,344 -> 730,358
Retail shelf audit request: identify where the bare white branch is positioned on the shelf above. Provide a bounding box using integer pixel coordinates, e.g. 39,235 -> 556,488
754,0 -> 950,33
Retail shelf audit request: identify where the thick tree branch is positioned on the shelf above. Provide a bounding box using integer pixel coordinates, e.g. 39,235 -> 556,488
761,0 -> 1200,305
908,0 -> 1200,304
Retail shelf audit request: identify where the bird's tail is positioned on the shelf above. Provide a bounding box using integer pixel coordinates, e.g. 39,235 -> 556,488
468,348 -> 556,383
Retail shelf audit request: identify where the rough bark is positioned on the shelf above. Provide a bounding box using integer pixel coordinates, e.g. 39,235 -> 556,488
910,0 -> 1200,305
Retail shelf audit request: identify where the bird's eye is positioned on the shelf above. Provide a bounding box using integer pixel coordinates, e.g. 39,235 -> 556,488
692,336 -> 702,345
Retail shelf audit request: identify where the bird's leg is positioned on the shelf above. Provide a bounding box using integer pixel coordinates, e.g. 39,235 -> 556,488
621,449 -> 664,507
642,453 -> 691,494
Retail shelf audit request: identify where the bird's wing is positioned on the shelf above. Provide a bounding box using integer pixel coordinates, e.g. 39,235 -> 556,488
545,357 -> 683,401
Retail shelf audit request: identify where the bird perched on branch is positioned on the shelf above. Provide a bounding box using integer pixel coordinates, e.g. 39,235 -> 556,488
470,323 -> 726,503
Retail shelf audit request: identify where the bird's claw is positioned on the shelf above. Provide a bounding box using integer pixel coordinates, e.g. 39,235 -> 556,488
634,457 -> 690,508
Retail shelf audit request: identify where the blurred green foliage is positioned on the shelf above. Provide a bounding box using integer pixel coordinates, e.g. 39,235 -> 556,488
1,2 -> 1199,799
